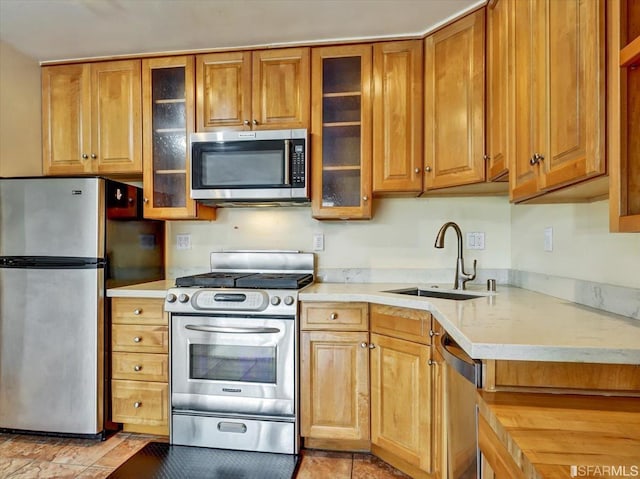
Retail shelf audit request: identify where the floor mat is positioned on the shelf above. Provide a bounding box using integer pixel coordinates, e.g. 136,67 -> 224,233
108,442 -> 300,479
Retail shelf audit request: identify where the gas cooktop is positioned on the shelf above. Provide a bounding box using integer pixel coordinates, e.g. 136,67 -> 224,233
175,271 -> 314,290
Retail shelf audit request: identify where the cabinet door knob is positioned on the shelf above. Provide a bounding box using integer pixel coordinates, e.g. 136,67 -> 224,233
252,119 -> 259,125
529,153 -> 544,166
483,154 -> 491,161
143,197 -> 149,204
414,168 -> 421,173
329,312 -> 338,320
133,365 -> 142,372
360,342 -> 368,348
133,308 -> 142,315
243,120 -> 250,126
428,359 -> 437,366
133,401 -> 142,408
90,153 -> 97,159
429,330 -> 440,337
368,343 -> 376,349
362,195 -> 369,202
82,153 -> 89,159
133,336 -> 142,343
425,166 -> 432,172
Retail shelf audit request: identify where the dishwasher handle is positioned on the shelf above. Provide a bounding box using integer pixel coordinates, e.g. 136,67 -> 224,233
438,333 -> 482,387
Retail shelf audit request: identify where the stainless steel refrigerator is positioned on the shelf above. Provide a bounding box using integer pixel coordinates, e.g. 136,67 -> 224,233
0,177 -> 164,438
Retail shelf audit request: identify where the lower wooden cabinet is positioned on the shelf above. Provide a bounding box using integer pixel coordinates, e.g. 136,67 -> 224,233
110,297 -> 169,435
300,330 -> 370,443
370,333 -> 432,475
300,301 -> 436,478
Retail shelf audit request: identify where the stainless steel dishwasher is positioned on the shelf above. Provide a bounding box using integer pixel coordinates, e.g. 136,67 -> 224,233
436,332 -> 483,479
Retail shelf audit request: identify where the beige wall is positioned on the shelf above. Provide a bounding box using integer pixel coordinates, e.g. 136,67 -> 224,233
167,197 -> 512,276
0,41 -> 42,177
511,200 -> 640,289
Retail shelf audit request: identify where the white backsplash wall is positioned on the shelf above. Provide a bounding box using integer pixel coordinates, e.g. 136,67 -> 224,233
166,196 -> 512,282
511,200 -> 640,289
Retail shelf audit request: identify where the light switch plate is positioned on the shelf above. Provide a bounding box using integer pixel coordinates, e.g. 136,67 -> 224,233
313,233 -> 324,251
544,227 -> 553,252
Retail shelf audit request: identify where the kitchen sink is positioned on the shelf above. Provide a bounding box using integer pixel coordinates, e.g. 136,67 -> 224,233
384,287 -> 481,301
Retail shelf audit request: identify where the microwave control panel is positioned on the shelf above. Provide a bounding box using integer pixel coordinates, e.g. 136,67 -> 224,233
291,139 -> 306,187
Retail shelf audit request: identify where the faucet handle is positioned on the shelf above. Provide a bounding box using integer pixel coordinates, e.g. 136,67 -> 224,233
461,259 -> 477,285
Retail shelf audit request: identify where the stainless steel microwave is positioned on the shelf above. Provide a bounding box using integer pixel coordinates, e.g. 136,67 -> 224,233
190,129 -> 309,206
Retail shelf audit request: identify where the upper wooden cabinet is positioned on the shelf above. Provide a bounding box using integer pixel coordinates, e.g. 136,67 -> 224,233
609,0 -> 640,232
196,48 -> 310,131
372,40 -> 423,195
486,0 -> 510,181
141,56 -> 215,220
510,0 -> 606,203
311,45 -> 373,219
424,9 -> 486,190
42,60 -> 142,176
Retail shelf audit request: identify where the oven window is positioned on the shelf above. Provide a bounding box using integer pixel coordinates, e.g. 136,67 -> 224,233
189,344 -> 277,384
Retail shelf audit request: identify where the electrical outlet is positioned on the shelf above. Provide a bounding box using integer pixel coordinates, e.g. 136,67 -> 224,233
176,234 -> 191,250
313,233 -> 324,251
466,232 -> 485,250
544,227 -> 553,252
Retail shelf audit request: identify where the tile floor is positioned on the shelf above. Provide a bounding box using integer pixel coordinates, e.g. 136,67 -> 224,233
0,432 -> 410,479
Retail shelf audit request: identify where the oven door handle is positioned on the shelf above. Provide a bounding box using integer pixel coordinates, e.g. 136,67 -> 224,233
185,325 -> 281,334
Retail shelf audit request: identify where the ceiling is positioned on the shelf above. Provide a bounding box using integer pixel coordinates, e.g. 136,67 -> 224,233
0,0 -> 481,63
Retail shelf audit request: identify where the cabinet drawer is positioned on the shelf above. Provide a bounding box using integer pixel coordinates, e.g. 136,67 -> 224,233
112,298 -> 166,325
301,302 -> 369,331
112,352 -> 168,382
112,379 -> 168,426
112,324 -> 168,353
370,304 -> 431,344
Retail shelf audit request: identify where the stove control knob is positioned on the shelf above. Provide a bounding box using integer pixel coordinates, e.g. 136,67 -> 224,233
284,296 -> 295,306
166,293 -> 177,303
270,296 -> 281,306
178,293 -> 190,303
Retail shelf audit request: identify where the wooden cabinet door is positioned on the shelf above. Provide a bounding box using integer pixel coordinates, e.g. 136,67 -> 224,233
424,10 -> 485,190
300,331 -> 370,441
142,56 -> 215,220
252,48 -> 310,130
509,0 -> 545,201
370,333 -> 431,473
311,44 -> 373,219
431,345 -> 446,479
42,64 -> 92,175
540,0 -> 605,191
372,40 -> 423,194
486,0 -> 510,181
196,51 -> 252,131
91,60 -> 142,174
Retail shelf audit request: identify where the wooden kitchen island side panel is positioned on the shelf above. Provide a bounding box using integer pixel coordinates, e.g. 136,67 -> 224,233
477,391 -> 640,479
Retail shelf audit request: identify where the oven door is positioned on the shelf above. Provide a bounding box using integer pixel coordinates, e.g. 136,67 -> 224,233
171,314 -> 295,417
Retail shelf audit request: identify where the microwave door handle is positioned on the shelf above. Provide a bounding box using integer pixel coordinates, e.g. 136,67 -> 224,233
185,325 -> 281,334
283,140 -> 291,185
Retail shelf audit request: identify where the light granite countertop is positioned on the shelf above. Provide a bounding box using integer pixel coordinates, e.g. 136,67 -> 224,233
107,280 -> 640,365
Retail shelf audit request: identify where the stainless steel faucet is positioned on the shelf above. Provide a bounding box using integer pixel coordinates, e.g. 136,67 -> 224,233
434,222 -> 477,290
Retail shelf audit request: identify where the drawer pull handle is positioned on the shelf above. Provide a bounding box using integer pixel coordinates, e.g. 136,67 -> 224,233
133,365 -> 142,372
330,312 -> 338,320
134,402 -> 142,408
133,337 -> 142,343
134,308 -> 142,315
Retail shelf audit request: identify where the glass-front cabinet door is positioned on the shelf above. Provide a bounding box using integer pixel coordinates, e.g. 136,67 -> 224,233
311,45 -> 372,219
142,56 -> 215,220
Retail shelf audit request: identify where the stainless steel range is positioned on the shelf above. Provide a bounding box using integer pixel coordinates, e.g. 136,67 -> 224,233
164,251 -> 314,455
